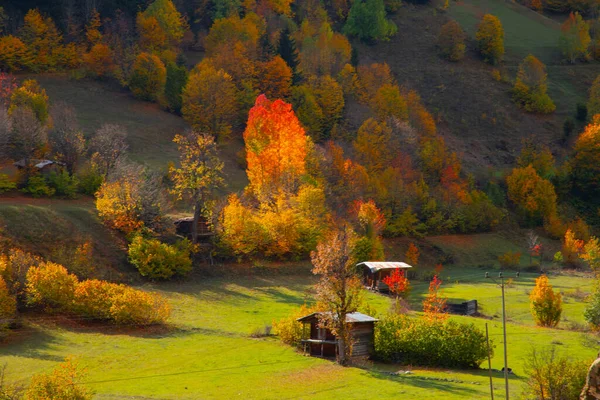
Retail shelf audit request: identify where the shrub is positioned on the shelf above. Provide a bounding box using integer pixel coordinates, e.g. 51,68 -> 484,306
584,282 -> 600,329
73,279 -> 126,320
0,174 -> 16,193
23,176 -> 55,198
273,304 -> 316,346
438,21 -> 466,61
128,235 -> 193,280
476,14 -> 504,64
109,286 -> 170,325
128,52 -> 167,101
375,315 -> 491,368
353,236 -> 384,263
25,262 -> 78,310
76,165 -> 104,196
522,347 -> 589,400
498,251 -> 521,269
47,171 -> 78,199
25,357 -> 92,400
0,248 -> 42,301
512,55 -> 555,114
530,275 -> 562,327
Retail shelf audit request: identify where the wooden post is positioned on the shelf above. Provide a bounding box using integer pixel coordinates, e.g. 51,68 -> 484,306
486,323 -> 494,400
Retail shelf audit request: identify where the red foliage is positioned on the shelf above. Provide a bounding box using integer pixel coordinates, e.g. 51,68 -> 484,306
383,269 -> 410,298
0,72 -> 17,106
423,274 -> 448,321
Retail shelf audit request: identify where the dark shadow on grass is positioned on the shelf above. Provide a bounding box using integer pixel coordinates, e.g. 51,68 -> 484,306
0,324 -> 64,362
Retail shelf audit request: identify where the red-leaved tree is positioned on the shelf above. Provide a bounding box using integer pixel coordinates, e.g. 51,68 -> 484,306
423,275 -> 447,321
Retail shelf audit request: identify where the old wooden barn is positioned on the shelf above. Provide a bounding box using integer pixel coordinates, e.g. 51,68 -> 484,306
358,261 -> 412,292
297,312 -> 378,359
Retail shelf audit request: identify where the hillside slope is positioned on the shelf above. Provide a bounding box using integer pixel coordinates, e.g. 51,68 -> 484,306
353,0 -> 600,175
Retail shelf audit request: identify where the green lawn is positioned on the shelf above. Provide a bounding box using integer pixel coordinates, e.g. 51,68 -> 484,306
4,264 -> 597,399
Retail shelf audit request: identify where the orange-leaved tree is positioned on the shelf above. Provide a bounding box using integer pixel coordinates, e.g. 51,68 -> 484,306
572,115 -> 600,197
383,269 -> 410,299
244,94 -> 308,200
559,12 -> 590,63
405,242 -> 420,267
423,274 -> 447,321
530,274 -> 562,327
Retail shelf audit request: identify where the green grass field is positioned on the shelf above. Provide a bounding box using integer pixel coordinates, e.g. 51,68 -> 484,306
4,259 -> 597,399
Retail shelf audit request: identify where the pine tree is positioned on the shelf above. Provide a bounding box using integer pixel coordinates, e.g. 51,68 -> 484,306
278,28 -> 301,83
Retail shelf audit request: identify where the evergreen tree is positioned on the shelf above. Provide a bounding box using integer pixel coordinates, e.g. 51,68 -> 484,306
165,62 -> 188,113
278,28 -> 301,83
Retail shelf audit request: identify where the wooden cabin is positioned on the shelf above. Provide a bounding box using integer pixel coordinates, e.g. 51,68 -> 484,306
13,159 -> 66,175
174,216 -> 214,242
297,312 -> 378,359
358,261 -> 412,292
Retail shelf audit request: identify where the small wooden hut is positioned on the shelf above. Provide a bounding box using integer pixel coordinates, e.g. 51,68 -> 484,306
357,261 -> 412,292
173,216 -> 213,242
13,159 -> 65,175
297,312 -> 378,359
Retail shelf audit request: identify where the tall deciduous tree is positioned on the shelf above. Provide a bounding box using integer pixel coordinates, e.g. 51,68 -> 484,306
89,124 -> 128,177
244,94 -> 308,200
257,56 -> 293,99
49,103 -> 86,174
182,63 -> 238,139
476,14 -> 504,64
512,55 -> 555,114
128,52 -> 167,101
311,227 -> 363,365
506,164 -> 557,221
438,20 -> 466,61
530,275 -> 562,327
7,107 -> 47,171
559,12 -> 590,63
170,131 -> 224,243
141,0 -> 184,47
572,115 -> 600,197
343,0 -> 397,42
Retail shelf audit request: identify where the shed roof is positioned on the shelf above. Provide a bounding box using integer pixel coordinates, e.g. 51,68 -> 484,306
297,312 -> 378,323
357,261 -> 412,273
13,159 -> 66,169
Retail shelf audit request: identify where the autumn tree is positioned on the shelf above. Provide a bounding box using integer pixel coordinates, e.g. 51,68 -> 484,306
572,115 -> 600,197
48,103 -> 86,174
530,275 -> 562,327
512,55 -> 555,114
244,94 -> 308,200
129,52 -> 167,101
581,237 -> 600,274
7,107 -> 47,172
9,79 -> 49,124
560,12 -> 590,63
383,269 -> 410,299
311,227 -> 364,365
517,138 -> 556,179
354,118 -> 393,174
300,22 -> 352,77
85,9 -> 103,47
137,13 -> 167,53
88,124 -> 128,177
423,275 -> 448,321
257,56 -> 293,99
476,14 -> 504,64
352,199 -> 386,262
405,242 -> 420,266
182,63 -> 238,139
83,43 -> 114,78
343,0 -> 397,42
143,0 -> 185,45
26,357 -> 93,400
19,9 -> 64,72
169,131 -> 224,243
356,62 -> 394,104
0,36 -> 29,72
373,83 -> 408,121
438,20 -> 466,61
506,165 -> 557,222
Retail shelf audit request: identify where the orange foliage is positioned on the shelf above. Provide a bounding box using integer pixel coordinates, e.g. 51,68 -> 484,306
137,13 -> 168,52
383,269 -> 410,298
353,199 -> 386,236
356,63 -> 394,103
257,56 -> 292,99
506,165 -> 557,219
244,94 -> 308,199
562,228 -> 584,265
405,242 -> 420,266
423,275 -> 448,321
83,43 -> 114,78
0,36 -> 29,72
353,118 -> 393,174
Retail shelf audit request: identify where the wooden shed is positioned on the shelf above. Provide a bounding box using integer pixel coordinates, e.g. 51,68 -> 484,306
173,216 -> 213,242
358,261 -> 412,292
297,312 -> 378,359
13,159 -> 65,175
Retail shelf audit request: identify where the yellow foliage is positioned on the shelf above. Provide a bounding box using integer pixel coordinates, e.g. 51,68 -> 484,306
83,43 -> 114,78
0,35 -> 29,72
95,180 -> 144,234
530,275 -> 562,327
25,262 -> 78,310
476,14 -> 504,64
26,357 -> 93,400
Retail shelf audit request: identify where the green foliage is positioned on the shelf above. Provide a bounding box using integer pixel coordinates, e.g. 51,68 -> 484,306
129,52 -> 167,101
584,282 -> 600,328
588,75 -> 600,118
375,315 -> 492,368
512,55 -> 555,114
76,166 -> 104,196
47,171 -> 78,199
343,0 -> 398,42
23,176 -> 56,198
164,62 -> 188,113
0,174 -> 16,193
559,12 -> 590,63
9,79 -> 49,123
353,236 -> 385,263
128,235 -> 193,280
213,0 -> 242,20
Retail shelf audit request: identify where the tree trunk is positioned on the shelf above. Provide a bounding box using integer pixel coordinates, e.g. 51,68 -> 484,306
192,201 -> 201,244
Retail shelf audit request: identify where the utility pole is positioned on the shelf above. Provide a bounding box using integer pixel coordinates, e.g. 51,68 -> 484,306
486,271 -> 519,400
485,323 -> 494,400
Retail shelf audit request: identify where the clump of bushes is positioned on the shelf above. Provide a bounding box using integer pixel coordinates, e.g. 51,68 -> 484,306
128,235 -> 194,280
26,357 -> 93,400
23,176 -> 56,198
498,251 -> 521,269
0,174 -> 16,193
375,314 -> 491,368
273,304 -> 317,346
438,20 -> 466,61
25,261 -> 170,325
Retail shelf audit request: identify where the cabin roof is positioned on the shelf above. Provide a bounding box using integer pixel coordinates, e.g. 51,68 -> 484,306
297,312 -> 378,323
357,261 -> 412,273
13,159 -> 66,169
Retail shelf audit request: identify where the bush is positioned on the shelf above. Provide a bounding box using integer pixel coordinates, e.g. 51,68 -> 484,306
25,357 -> 92,400
498,251 -> 521,269
353,236 -> 384,264
343,0 -> 397,42
584,283 -> 600,329
0,248 -> 42,302
438,21 -> 466,61
273,304 -> 316,346
47,171 -> 78,198
128,235 -> 193,280
109,286 -> 170,325
476,14 -> 504,64
76,165 -> 104,196
25,262 -> 78,310
522,347 -> 589,400
128,52 -> 167,101
375,315 -> 491,368
23,176 -> 55,198
0,174 -> 16,193
73,279 -> 126,320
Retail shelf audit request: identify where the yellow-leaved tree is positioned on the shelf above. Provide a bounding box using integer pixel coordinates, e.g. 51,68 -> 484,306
476,14 -> 504,64
530,275 -> 562,327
